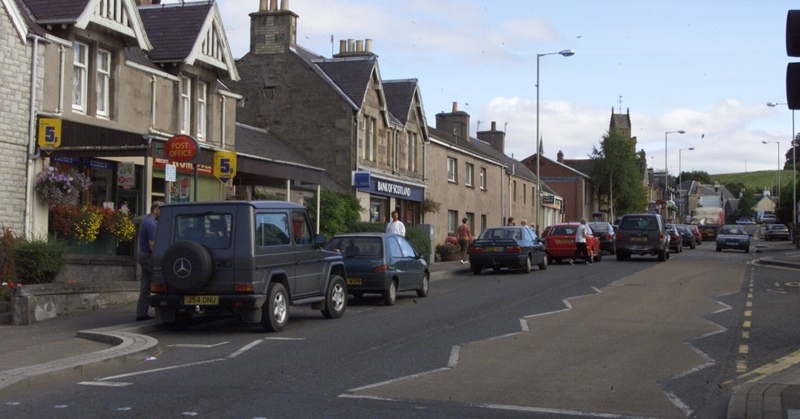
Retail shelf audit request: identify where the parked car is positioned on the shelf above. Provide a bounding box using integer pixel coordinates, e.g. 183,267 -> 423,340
325,233 -> 429,305
543,222 -> 602,264
666,224 -> 683,253
675,224 -> 697,249
468,226 -> 548,274
760,214 -> 777,224
615,213 -> 670,261
716,225 -> 751,253
148,201 -> 348,332
764,223 -> 790,241
736,218 -> 756,225
587,221 -> 616,255
689,224 -> 703,245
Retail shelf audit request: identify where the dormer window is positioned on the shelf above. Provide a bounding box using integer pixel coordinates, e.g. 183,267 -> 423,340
96,49 -> 111,117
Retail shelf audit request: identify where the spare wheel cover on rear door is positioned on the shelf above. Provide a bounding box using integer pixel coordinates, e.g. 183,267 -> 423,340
162,241 -> 214,292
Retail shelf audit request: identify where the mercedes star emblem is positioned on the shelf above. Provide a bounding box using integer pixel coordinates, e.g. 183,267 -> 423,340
173,258 -> 192,278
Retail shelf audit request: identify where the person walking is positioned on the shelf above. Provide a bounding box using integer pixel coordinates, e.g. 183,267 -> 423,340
571,218 -> 592,265
507,217 -> 515,226
136,201 -> 164,321
386,210 -> 406,237
456,217 -> 472,265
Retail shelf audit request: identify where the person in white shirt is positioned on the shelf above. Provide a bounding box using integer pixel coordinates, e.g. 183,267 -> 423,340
571,218 -> 593,265
386,211 -> 406,236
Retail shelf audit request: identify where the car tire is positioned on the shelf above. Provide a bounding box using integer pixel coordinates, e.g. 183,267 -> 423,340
658,248 -> 667,262
471,264 -> 482,275
745,247 -> 750,253
322,275 -> 347,318
416,273 -> 429,298
616,253 -> 625,261
538,255 -> 548,270
690,242 -> 696,250
594,249 -> 602,262
382,280 -> 397,306
522,255 -> 532,273
716,246 -> 721,252
492,266 -> 502,273
161,241 -> 214,293
261,282 -> 288,332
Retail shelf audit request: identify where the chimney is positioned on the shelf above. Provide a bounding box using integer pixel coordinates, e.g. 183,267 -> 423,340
333,38 -> 376,57
477,121 -> 505,153
557,150 -> 564,163
250,0 -> 299,55
435,102 -> 470,142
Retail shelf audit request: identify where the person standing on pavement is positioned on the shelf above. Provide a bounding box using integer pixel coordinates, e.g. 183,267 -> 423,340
507,217 -> 515,226
571,218 -> 592,265
457,217 -> 472,265
386,210 -> 406,237
136,201 -> 164,321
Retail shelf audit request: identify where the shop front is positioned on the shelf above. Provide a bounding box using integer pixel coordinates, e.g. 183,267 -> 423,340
354,171 -> 425,227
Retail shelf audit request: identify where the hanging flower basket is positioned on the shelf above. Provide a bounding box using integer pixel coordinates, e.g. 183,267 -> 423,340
34,166 -> 92,208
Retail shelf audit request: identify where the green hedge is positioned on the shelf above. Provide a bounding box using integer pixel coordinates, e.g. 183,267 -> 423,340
350,221 -> 431,261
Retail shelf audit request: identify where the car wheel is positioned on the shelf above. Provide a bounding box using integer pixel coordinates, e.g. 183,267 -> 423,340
658,248 -> 667,262
716,246 -> 721,252
492,266 -> 502,273
416,273 -> 430,298
522,255 -> 532,273
690,242 -> 696,250
616,253 -> 625,261
538,254 -> 548,270
745,246 -> 750,253
261,282 -> 288,332
382,280 -> 397,306
161,241 -> 214,293
594,249 -> 602,262
471,264 -> 482,275
554,258 -> 562,264
322,275 -> 347,318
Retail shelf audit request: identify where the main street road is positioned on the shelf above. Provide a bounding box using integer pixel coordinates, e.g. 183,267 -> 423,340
3,244 -> 799,418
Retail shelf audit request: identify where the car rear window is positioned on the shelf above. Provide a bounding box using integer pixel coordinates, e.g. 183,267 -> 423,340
326,236 -> 382,258
620,216 -> 658,231
588,223 -> 609,233
175,213 -> 232,249
550,226 -> 577,236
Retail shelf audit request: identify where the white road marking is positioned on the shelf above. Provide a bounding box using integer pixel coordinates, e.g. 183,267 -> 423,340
228,339 -> 263,359
78,381 -> 132,387
168,342 -> 229,348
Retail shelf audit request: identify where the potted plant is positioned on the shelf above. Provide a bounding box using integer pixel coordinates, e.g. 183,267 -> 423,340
435,236 -> 461,261
34,166 -> 91,208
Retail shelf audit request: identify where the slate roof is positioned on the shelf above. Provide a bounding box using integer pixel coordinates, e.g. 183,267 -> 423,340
561,158 -> 595,178
235,123 -> 316,168
11,0 -> 46,37
383,79 -> 416,125
138,2 -> 212,62
316,57 -> 376,109
19,0 -> 88,23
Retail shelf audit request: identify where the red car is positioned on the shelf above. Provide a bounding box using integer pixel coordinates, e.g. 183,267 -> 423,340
543,222 -> 602,264
689,224 -> 702,245
666,224 -> 683,253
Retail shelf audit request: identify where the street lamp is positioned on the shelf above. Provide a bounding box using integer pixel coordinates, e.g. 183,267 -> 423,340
535,49 -> 574,232
767,102 -> 796,225
664,130 -> 686,220
679,147 -> 694,220
763,140 -> 781,208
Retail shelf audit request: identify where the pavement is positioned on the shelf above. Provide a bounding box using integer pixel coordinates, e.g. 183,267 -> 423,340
1,244 -> 799,418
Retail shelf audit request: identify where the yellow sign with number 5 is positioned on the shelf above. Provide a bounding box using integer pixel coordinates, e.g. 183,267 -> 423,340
37,118 -> 61,148
213,150 -> 236,183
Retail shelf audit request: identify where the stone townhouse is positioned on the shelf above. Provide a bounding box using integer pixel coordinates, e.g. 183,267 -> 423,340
0,0 -> 45,238
426,104 -> 563,242
229,0 -> 428,226
11,0 -> 325,253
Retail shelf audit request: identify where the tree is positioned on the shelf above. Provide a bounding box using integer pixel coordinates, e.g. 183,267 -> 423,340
782,132 -> 800,170
590,129 -> 648,216
676,170 -> 712,186
304,189 -> 363,237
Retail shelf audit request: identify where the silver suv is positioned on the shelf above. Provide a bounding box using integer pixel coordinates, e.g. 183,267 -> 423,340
615,213 -> 670,261
148,201 -> 347,332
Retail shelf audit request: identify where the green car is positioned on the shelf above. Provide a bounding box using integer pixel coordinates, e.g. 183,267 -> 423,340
326,233 -> 429,306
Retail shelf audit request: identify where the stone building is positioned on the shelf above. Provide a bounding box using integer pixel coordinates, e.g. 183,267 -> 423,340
229,0 -> 428,226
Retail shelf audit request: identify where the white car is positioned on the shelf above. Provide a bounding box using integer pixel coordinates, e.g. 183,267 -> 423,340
735,219 -> 755,225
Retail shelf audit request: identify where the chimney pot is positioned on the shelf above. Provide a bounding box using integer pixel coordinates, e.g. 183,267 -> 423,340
269,0 -> 278,11
259,0 -> 268,11
356,40 -> 363,52
365,39 -> 373,53
452,102 -> 458,112
280,0 -> 290,11
339,40 -> 347,54
348,39 -> 355,52
491,121 -> 496,131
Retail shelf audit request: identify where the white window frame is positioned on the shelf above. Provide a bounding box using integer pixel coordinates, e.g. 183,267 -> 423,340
480,167 -> 487,190
181,77 -> 192,134
368,117 -> 376,161
448,210 -> 458,234
447,157 -> 457,183
360,117 -> 367,159
465,163 -> 474,187
72,42 -> 88,113
96,49 -> 111,117
197,81 -> 207,141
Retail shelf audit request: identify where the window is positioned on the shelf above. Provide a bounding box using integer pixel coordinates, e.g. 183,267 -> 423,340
407,132 -> 417,171
359,118 -> 366,159
513,180 -> 517,203
255,212 -> 290,246
481,214 -> 487,234
96,49 -> 111,117
197,82 -> 207,141
465,163 -> 474,187
480,168 -> 487,190
291,210 -> 312,244
447,157 -> 457,183
523,183 -> 527,205
448,210 -> 458,234
72,42 -> 88,112
465,213 -> 474,232
181,77 -> 192,134
368,117 -> 376,161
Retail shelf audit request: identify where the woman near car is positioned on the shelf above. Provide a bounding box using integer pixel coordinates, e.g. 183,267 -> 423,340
457,218 -> 472,265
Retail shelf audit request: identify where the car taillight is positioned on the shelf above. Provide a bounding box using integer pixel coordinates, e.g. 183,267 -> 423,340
659,232 -> 664,240
235,284 -> 253,292
506,246 -> 521,253
606,233 -> 612,240
468,247 -> 483,254
151,283 -> 168,293
372,264 -> 388,273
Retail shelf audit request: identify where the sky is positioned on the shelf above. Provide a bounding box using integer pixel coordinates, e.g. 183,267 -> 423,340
165,0 -> 799,176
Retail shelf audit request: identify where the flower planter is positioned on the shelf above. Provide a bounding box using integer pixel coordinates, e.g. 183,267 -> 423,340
438,251 -> 461,262
65,233 -> 117,256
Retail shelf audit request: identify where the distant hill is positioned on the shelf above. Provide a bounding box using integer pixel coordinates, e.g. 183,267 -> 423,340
710,170 -> 790,195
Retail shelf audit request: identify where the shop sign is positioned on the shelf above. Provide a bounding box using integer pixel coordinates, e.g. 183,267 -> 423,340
213,151 -> 236,183
353,171 -> 370,188
118,162 -> 135,189
154,158 -> 213,176
37,118 -> 62,148
165,135 -> 199,162
377,180 -> 412,197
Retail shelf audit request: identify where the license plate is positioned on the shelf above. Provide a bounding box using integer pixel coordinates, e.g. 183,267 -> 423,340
347,278 -> 362,285
727,242 -> 738,246
631,237 -> 647,241
556,239 -> 573,244
184,295 -> 218,305
486,246 -> 504,252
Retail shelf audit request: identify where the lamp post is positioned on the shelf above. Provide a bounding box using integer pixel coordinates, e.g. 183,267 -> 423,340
679,147 -> 694,220
664,130 -> 686,220
767,102 -> 796,225
535,49 -> 574,232
763,140 -> 781,208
